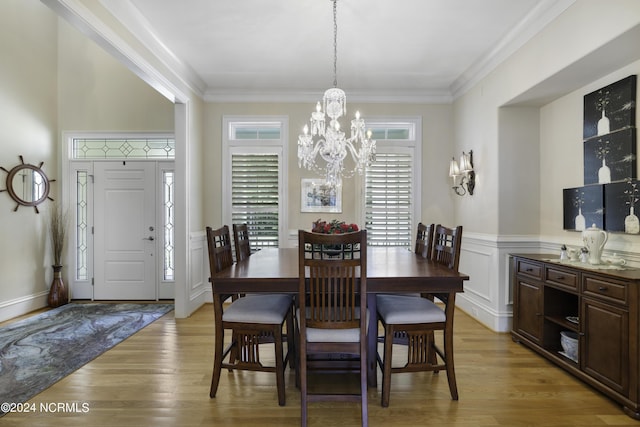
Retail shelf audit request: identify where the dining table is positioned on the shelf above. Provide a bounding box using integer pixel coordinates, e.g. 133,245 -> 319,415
211,246 -> 469,387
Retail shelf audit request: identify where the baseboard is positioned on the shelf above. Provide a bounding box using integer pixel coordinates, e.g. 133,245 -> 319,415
0,292 -> 49,323
456,293 -> 513,333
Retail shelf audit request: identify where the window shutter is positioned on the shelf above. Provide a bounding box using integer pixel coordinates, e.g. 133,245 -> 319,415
365,152 -> 413,247
231,153 -> 279,249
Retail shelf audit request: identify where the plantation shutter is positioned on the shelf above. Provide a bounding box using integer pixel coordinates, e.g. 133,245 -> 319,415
231,153 -> 279,249
365,151 -> 413,247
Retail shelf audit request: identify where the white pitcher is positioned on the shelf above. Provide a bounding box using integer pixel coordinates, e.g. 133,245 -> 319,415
582,224 -> 608,265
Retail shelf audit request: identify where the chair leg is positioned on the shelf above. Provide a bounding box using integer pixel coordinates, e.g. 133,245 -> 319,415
300,343 -> 307,427
361,340 -> 369,427
210,326 -> 224,398
274,327 -> 286,406
381,324 -> 394,408
286,307 -> 296,370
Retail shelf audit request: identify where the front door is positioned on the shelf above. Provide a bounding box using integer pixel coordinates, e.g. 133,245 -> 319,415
93,161 -> 157,300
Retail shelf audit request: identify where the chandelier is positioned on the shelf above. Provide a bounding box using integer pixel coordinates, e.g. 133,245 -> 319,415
297,0 -> 376,188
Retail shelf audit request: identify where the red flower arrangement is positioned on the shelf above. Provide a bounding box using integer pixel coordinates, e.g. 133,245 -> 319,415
312,219 -> 359,234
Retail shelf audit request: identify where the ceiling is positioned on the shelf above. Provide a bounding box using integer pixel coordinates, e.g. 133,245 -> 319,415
100,0 -> 574,103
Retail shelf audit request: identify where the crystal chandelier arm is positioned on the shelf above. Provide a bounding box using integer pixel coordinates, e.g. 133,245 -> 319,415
344,139 -> 360,162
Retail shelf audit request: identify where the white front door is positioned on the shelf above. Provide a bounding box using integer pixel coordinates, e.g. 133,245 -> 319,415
93,161 -> 157,300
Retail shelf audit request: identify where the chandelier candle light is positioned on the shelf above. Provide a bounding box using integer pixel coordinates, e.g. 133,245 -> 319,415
297,0 -> 376,188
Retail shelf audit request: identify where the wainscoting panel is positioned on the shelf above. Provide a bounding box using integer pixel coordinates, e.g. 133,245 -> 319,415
455,233 -> 542,332
186,231 -> 210,315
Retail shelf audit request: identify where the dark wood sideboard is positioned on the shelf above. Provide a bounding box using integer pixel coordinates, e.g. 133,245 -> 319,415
511,254 -> 640,419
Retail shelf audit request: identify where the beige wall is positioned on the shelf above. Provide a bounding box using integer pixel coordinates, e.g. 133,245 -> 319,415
57,20 -> 174,131
203,102 -> 455,232
0,0 -> 176,321
0,0 -> 58,306
540,60 -> 640,249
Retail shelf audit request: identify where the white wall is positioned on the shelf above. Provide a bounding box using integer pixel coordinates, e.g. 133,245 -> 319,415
453,1 -> 640,331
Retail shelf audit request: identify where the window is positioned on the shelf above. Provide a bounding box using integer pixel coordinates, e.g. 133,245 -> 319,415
231,153 -> 279,248
363,119 -> 421,248
223,117 -> 288,249
72,137 -> 175,159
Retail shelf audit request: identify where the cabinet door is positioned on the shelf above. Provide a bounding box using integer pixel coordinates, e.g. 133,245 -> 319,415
582,297 -> 629,395
515,279 -> 543,344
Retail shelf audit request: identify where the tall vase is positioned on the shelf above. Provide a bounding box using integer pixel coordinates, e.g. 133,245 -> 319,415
625,206 -> 640,234
48,265 -> 68,308
575,207 -> 586,231
598,158 -> 611,184
597,109 -> 610,136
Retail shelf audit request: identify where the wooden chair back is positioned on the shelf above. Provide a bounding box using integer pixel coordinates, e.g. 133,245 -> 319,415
233,223 -> 252,262
415,222 -> 434,259
298,230 -> 367,331
431,224 -> 463,272
206,225 -> 233,274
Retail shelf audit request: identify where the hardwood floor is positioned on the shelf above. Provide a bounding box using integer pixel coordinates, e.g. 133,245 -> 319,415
2,303 -> 639,426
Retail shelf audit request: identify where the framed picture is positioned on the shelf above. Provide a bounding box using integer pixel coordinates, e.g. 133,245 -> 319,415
562,185 -> 604,231
583,75 -> 636,140
300,179 -> 342,213
604,180 -> 640,233
583,128 -> 636,185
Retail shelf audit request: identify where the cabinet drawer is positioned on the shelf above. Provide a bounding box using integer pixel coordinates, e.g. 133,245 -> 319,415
583,275 -> 628,305
516,259 -> 542,279
545,267 -> 578,291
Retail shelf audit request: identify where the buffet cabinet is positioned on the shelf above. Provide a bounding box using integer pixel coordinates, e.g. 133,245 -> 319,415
511,254 -> 640,419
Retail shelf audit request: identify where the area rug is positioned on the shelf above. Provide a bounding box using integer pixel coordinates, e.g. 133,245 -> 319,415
0,302 -> 173,415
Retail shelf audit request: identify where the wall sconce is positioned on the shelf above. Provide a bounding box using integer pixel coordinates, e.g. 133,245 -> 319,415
449,150 -> 475,196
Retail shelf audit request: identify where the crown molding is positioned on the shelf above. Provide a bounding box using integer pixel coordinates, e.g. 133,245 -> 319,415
204,89 -> 453,104
42,0 -> 192,103
46,0 -> 576,105
98,0 -> 206,98
450,0 -> 576,100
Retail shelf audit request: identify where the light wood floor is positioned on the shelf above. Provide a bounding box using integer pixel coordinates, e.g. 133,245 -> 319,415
2,303 -> 639,426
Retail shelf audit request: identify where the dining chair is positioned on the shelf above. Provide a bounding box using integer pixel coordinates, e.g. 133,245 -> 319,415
415,222 -> 434,259
376,224 -> 462,407
297,229 -> 368,427
377,222 -> 434,342
232,223 -> 252,262
206,225 -> 294,406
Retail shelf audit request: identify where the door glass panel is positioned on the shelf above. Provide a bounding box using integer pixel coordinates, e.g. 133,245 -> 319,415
76,170 -> 88,281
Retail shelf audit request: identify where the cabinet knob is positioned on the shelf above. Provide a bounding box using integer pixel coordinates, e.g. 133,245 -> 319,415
598,286 -> 608,292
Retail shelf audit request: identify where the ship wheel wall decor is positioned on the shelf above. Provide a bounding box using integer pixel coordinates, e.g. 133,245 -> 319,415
0,155 -> 55,213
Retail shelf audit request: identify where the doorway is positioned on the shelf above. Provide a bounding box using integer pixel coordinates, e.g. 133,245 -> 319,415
68,145 -> 175,302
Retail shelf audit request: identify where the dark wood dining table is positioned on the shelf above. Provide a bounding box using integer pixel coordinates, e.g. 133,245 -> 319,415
211,246 -> 469,386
